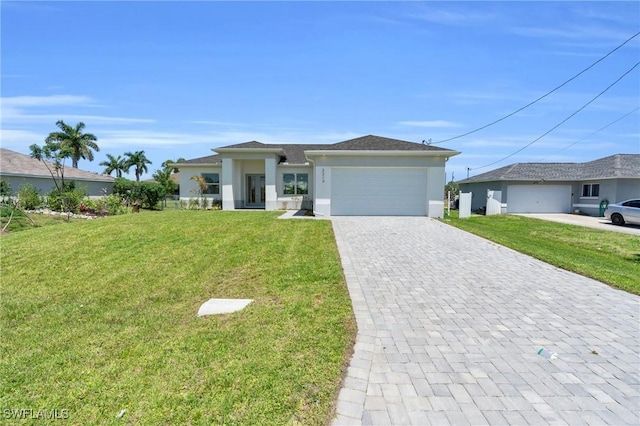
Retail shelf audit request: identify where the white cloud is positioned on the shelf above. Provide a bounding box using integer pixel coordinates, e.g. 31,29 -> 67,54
1,94 -> 95,108
1,94 -> 156,125
398,120 -> 461,128
95,128 -> 363,150
405,9 -> 495,27
509,25 -> 634,42
0,129 -> 44,150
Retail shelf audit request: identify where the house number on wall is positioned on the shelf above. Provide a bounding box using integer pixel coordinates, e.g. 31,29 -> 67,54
322,168 -> 325,183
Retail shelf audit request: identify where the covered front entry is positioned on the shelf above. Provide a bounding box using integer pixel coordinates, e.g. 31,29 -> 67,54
508,184 -> 572,213
245,174 -> 265,208
331,167 -> 428,216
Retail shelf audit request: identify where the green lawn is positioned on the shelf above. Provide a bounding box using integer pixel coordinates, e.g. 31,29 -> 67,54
443,212 -> 640,295
1,211 -> 356,425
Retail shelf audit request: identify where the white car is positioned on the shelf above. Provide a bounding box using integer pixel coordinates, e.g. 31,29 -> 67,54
604,199 -> 640,226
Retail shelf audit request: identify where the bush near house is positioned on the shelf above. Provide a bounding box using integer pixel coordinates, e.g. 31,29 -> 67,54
113,177 -> 166,210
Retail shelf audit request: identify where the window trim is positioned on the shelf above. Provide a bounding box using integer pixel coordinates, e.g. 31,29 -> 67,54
581,183 -> 600,199
282,173 -> 309,195
201,173 -> 220,195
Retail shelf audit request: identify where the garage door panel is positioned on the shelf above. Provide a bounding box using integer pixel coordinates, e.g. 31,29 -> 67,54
508,185 -> 571,213
332,168 -> 427,216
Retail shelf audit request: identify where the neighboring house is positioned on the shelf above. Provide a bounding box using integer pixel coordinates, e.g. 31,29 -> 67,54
175,135 -> 460,217
457,154 -> 640,216
0,148 -> 115,196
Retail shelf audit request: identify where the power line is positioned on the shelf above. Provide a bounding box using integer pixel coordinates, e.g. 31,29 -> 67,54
539,106 -> 640,161
433,30 -> 640,145
470,61 -> 640,172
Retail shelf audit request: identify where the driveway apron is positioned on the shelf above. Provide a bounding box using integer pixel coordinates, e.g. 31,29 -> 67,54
331,217 -> 639,425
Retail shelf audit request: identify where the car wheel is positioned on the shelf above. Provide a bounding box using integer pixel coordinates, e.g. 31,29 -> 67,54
611,213 -> 625,226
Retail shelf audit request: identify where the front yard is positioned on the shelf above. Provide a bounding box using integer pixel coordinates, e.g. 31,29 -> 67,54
0,211 -> 355,424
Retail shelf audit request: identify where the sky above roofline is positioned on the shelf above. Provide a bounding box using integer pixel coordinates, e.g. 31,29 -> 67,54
1,1 -> 639,181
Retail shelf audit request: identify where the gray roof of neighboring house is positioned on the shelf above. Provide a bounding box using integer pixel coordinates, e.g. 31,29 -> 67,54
458,154 -> 640,184
0,148 -> 115,182
182,135 -> 456,165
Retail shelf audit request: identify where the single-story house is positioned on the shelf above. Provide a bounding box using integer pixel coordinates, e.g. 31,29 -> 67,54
175,135 -> 460,217
0,148 -> 115,196
457,154 -> 640,216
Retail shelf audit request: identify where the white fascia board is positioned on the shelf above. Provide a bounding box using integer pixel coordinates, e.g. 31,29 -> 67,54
214,147 -> 284,155
304,150 -> 461,159
171,163 -> 221,167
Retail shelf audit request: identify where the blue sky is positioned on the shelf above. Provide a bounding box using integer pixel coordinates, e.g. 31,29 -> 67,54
2,1 -> 639,182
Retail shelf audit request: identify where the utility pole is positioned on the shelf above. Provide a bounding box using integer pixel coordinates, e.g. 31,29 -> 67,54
467,167 -> 470,179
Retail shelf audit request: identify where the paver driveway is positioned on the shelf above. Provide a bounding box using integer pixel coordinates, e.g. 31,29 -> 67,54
331,217 -> 639,425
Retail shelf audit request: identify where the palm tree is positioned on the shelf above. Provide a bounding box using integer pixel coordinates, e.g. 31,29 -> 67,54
125,150 -> 152,182
99,154 -> 127,177
45,120 -> 99,168
162,158 -> 186,174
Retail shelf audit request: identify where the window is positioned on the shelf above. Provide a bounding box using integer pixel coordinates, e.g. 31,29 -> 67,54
283,173 -> 308,195
202,173 -> 219,195
581,183 -> 599,198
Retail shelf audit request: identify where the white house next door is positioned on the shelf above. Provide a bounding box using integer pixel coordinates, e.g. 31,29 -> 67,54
246,174 -> 265,208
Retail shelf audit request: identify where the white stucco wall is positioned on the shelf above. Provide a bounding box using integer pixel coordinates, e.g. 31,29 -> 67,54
178,166 -> 222,201
2,175 -> 113,197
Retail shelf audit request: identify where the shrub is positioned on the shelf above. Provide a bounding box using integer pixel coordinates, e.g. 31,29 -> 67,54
211,199 -> 222,210
103,194 -> 125,215
17,184 -> 42,210
113,177 -> 135,199
139,181 -> 166,209
113,178 -> 165,210
188,198 -> 199,210
47,184 -> 87,213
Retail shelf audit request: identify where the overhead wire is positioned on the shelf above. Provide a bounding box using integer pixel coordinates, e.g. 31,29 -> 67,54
539,106 -> 640,161
432,30 -> 640,145
470,61 -> 640,172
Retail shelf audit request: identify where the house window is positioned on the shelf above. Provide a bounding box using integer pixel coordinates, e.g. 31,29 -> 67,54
283,173 -> 308,195
581,183 -> 599,198
202,173 -> 219,195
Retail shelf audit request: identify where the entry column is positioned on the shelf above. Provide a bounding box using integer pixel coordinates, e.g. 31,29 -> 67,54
222,158 -> 235,210
264,157 -> 278,211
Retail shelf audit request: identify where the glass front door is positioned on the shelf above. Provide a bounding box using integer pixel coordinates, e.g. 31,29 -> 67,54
246,175 -> 266,208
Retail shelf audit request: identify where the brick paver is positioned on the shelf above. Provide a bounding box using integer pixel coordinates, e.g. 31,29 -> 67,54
331,217 -> 639,425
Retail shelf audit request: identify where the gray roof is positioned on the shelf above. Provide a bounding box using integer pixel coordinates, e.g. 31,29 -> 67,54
182,154 -> 222,166
183,135 -> 456,165
458,154 -> 640,183
0,148 -> 115,182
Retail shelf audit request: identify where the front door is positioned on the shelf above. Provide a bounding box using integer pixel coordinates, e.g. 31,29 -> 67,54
246,175 -> 265,208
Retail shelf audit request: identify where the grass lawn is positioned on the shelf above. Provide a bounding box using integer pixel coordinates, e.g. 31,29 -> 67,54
443,212 -> 640,295
1,211 -> 356,424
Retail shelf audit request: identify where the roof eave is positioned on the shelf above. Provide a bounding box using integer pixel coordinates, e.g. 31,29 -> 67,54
304,149 -> 461,157
214,147 -> 285,155
0,172 -> 114,182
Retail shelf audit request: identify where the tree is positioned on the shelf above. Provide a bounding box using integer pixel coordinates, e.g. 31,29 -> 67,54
99,154 -> 127,178
162,158 -> 186,174
125,150 -> 152,182
153,167 -> 178,199
45,120 -> 99,169
190,175 -> 208,208
30,141 -> 73,192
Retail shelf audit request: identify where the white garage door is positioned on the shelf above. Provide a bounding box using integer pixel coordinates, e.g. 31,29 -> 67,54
331,168 -> 427,216
508,185 -> 572,213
